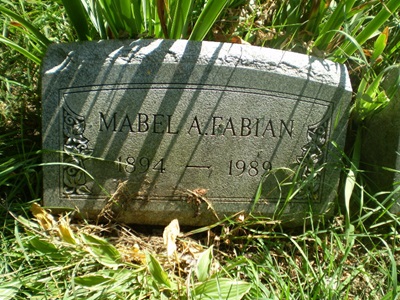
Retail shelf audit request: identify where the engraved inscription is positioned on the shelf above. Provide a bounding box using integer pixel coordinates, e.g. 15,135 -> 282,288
99,112 -> 179,134
100,112 -> 294,138
57,84 -> 335,203
228,160 -> 272,176
187,116 -> 294,137
117,156 -> 166,174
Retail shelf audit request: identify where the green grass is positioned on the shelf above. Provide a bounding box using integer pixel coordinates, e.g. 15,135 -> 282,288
1,0 -> 400,299
1,205 -> 399,299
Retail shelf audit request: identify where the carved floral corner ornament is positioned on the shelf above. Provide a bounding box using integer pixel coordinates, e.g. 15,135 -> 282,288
296,111 -> 330,201
63,105 -> 93,195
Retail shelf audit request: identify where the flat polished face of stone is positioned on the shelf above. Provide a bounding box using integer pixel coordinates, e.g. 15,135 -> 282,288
42,39 -> 352,226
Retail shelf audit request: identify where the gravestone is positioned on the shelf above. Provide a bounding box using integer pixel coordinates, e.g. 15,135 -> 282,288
361,68 -> 400,214
42,39 -> 351,226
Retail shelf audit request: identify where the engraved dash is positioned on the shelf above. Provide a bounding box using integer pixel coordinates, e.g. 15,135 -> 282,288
185,165 -> 211,169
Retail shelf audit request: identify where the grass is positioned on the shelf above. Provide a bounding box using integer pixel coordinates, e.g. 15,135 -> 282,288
1,204 -> 399,299
1,0 -> 400,299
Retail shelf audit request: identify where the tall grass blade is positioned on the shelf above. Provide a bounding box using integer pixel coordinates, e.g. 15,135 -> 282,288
61,0 -> 90,41
14,220 -> 32,265
0,36 -> 40,64
332,29 -> 368,64
0,5 -> 51,47
96,0 -> 117,38
189,0 -> 230,41
378,237 -> 397,300
313,0 -> 357,50
81,0 -> 107,39
118,0 -> 136,33
132,0 -> 143,37
102,0 -> 140,37
337,0 -> 400,63
251,175 -> 264,213
169,0 -> 194,39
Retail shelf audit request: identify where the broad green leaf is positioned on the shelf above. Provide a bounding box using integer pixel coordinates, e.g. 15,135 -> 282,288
356,77 -> 368,103
16,215 -> 41,231
0,280 -> 22,300
74,275 -> 112,287
372,27 -> 388,62
376,90 -> 390,107
345,224 -> 355,250
344,129 -> 361,224
193,278 -> 251,299
360,94 -> 373,103
196,246 -> 213,282
146,252 -> 171,288
344,168 -> 356,222
29,236 -> 58,254
80,233 -> 122,268
365,73 -> 384,97
189,0 -> 230,41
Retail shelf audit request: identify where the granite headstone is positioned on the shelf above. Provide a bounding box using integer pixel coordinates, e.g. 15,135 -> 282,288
42,39 -> 351,226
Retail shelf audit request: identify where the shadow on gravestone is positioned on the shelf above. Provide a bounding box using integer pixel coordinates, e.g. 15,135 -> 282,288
42,39 -> 351,226
361,68 -> 400,215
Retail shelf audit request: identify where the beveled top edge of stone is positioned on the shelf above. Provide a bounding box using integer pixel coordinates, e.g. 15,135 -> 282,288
42,39 -> 352,91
